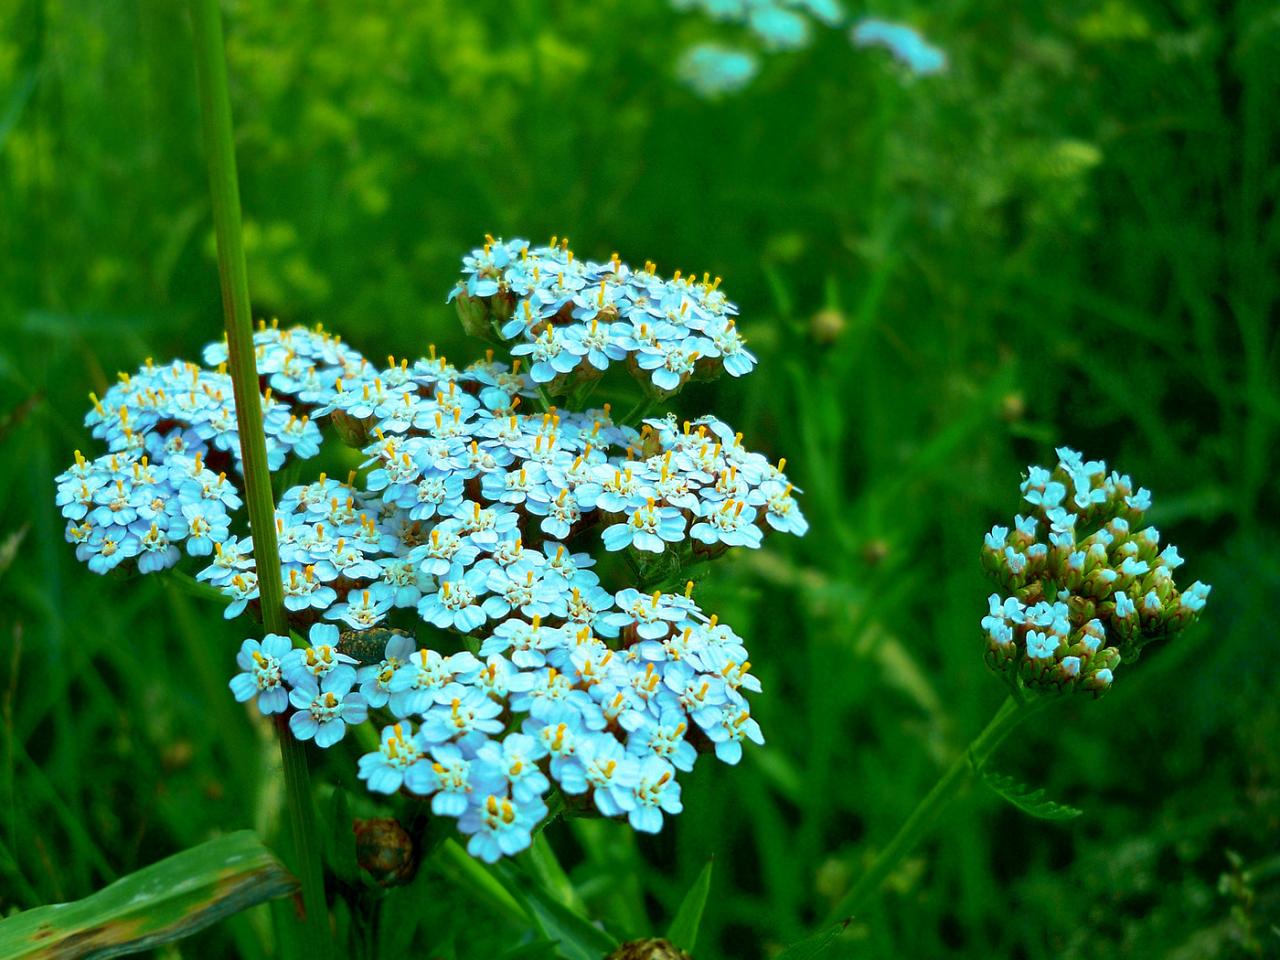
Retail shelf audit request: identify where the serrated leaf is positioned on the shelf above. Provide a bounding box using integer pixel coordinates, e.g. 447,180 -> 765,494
665,858 -> 713,952
0,830 -> 297,960
980,770 -> 1083,821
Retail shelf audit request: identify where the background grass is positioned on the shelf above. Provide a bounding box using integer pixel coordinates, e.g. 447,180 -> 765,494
1,0 -> 1278,957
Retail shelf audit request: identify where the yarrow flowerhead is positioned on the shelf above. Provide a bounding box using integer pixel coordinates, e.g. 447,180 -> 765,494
450,236 -> 756,398
56,235 -> 806,863
980,448 -> 1210,696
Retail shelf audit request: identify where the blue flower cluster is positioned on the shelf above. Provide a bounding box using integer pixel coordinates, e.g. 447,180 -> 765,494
206,400 -> 807,627
54,344 -> 340,578
666,2 -> 949,96
59,236 -> 806,864
202,320 -> 369,404
672,0 -> 843,50
84,355 -> 324,470
980,447 -> 1210,695
851,19 -> 947,76
232,591 -> 763,862
450,237 -> 756,397
55,449 -> 240,574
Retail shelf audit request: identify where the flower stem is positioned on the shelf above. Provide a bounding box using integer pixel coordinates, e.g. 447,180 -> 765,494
620,395 -> 657,426
187,1 -> 330,956
824,694 -> 1039,924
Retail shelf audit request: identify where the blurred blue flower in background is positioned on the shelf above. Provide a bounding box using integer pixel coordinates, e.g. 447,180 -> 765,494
677,43 -> 760,98
851,18 -> 947,75
674,0 -> 843,49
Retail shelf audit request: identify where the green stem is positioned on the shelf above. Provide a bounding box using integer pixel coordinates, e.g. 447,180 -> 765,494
825,694 -> 1040,924
534,383 -> 556,414
620,396 -> 657,427
187,2 -> 330,956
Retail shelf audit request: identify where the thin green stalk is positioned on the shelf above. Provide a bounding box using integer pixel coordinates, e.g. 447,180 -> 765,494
825,694 -> 1040,924
187,2 -> 330,956
620,395 -> 657,426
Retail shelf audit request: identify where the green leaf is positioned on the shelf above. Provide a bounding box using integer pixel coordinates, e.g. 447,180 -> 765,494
665,858 -> 713,952
495,862 -> 618,960
773,920 -> 851,960
433,839 -> 529,929
980,770 -> 1084,821
0,830 -> 298,960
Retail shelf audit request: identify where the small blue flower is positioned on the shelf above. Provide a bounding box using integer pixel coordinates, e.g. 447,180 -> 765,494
282,623 -> 358,689
1025,630 -> 1058,659
288,672 -> 368,748
1180,581 -> 1211,612
229,633 -> 293,715
557,734 -> 640,817
417,568 -> 491,632
458,793 -> 547,863
628,756 -> 683,833
328,584 -> 396,630
388,648 -> 482,717
181,501 -> 230,557
419,691 -> 505,748
704,703 -> 765,765
690,499 -> 763,549
472,733 -> 552,804
602,501 -> 687,553
358,723 -> 426,794
403,743 -> 473,816
677,43 -> 759,98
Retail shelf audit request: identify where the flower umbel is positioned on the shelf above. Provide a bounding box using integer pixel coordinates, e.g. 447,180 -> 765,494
980,447 -> 1210,695
55,235 -> 807,864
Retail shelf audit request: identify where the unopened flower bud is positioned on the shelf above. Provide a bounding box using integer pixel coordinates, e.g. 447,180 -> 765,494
339,626 -> 414,665
607,940 -> 694,960
353,817 -> 417,887
453,288 -> 496,340
809,308 -> 846,345
329,408 -> 374,448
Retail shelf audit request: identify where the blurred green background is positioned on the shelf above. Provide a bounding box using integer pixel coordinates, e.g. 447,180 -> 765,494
1,0 -> 1278,957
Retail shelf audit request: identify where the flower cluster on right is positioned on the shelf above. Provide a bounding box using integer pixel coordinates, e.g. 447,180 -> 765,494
980,447 -> 1210,696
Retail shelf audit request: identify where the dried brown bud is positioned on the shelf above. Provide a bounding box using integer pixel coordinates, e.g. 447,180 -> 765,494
607,939 -> 694,960
809,308 -> 846,345
353,817 -> 417,887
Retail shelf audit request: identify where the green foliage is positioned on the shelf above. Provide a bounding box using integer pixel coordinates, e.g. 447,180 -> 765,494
665,858 -> 713,952
0,831 -> 296,959
979,770 -> 1083,822
1,0 -> 1278,957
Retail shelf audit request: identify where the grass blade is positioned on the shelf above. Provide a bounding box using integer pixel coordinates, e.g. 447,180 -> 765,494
665,858 -> 713,953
